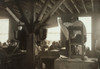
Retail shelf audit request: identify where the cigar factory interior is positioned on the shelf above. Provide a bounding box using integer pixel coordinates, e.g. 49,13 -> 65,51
0,0 -> 100,69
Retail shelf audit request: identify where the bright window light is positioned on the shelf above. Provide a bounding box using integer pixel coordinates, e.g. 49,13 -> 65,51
79,17 -> 92,50
46,26 -> 60,41
0,19 -> 9,43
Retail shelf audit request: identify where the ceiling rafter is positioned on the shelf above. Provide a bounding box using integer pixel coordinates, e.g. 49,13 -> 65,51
50,0 -> 65,13
59,7 -> 65,13
6,7 -> 29,34
40,0 -> 65,24
82,0 -> 87,13
36,1 -> 57,16
38,0 -> 50,21
40,0 -> 63,15
6,7 -> 20,22
70,0 -> 80,14
40,0 -> 53,13
91,0 -> 94,12
15,0 -> 30,25
48,0 -> 60,15
63,2 -> 73,14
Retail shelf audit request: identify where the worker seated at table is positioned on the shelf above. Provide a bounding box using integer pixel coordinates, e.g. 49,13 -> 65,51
49,41 -> 60,51
41,41 -> 49,52
39,41 -> 60,69
7,39 -> 19,55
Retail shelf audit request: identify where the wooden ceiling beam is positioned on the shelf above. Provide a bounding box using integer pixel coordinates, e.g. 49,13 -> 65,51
59,7 -> 65,13
82,0 -> 87,13
41,0 -> 65,13
6,7 -> 20,22
40,0 -> 65,24
6,7 -> 29,34
70,0 -> 80,14
51,0 -> 65,13
48,0 -> 61,15
49,0 -> 65,16
63,2 -> 73,14
91,0 -> 94,12
38,0 -> 50,21
15,0 -> 29,24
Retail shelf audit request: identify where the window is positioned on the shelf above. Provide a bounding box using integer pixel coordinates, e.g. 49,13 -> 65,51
0,19 -> 9,43
79,17 -> 92,50
46,26 -> 60,41
46,19 -> 60,46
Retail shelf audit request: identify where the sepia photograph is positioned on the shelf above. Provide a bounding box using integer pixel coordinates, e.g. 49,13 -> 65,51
0,0 -> 99,69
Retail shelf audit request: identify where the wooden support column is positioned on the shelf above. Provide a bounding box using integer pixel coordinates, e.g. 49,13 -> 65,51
91,14 -> 98,52
91,0 -> 94,12
6,0 -> 36,69
14,0 -> 36,69
25,34 -> 35,69
25,0 -> 36,69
